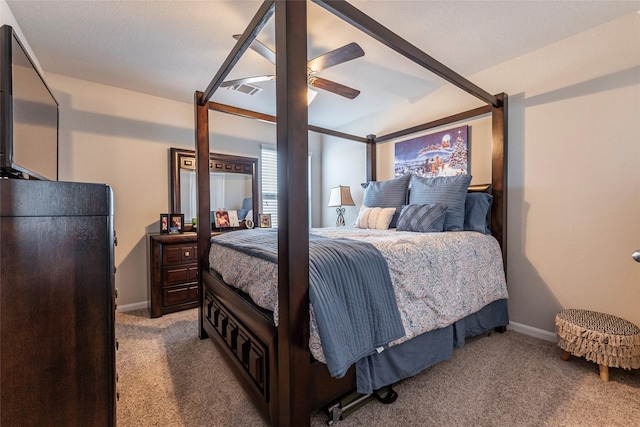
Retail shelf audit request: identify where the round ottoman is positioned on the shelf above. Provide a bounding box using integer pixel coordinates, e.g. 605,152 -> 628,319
555,309 -> 640,381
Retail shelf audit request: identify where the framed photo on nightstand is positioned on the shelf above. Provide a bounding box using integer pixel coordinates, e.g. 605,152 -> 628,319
228,210 -> 240,227
259,213 -> 272,228
214,210 -> 230,228
160,214 -> 169,234
169,214 -> 184,234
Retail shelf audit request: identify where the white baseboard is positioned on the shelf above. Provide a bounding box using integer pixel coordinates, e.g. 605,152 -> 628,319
117,301 -> 149,313
508,321 -> 557,342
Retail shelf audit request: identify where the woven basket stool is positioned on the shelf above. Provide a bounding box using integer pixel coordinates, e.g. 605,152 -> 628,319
555,309 -> 640,381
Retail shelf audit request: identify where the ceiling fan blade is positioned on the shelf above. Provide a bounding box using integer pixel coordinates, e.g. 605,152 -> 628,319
221,75 -> 276,87
307,42 -> 364,73
308,77 -> 360,99
233,34 -> 276,64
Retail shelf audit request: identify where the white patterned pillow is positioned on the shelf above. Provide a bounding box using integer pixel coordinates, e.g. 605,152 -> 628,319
355,206 -> 396,230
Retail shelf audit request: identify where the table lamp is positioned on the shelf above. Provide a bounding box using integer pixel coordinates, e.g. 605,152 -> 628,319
327,185 -> 355,226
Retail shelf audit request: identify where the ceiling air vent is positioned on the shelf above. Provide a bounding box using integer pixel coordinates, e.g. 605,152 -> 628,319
226,83 -> 262,96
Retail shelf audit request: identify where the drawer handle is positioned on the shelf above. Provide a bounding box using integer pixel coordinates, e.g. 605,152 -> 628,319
184,251 -> 190,257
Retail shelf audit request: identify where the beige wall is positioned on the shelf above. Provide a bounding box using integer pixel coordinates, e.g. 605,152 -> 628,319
485,12 -> 640,332
333,12 -> 639,333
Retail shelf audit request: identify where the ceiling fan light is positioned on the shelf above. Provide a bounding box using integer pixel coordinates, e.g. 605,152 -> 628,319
307,88 -> 318,105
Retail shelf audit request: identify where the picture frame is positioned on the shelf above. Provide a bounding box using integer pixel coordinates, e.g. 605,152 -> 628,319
160,214 -> 169,234
169,213 -> 184,234
259,213 -> 272,228
228,210 -> 240,227
394,125 -> 469,178
214,210 -> 231,228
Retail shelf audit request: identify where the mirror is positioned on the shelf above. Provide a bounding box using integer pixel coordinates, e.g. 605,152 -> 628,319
170,148 -> 258,228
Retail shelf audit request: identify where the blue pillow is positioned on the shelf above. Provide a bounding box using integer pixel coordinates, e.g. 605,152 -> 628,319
237,208 -> 249,221
409,174 -> 472,231
464,192 -> 493,234
362,174 -> 411,227
388,209 -> 403,229
241,197 -> 252,210
396,204 -> 447,233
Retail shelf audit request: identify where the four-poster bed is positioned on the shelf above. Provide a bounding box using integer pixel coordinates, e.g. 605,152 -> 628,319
194,1 -> 508,426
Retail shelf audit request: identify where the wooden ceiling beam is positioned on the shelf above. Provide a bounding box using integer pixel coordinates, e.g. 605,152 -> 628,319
208,101 -> 368,143
375,105 -> 491,143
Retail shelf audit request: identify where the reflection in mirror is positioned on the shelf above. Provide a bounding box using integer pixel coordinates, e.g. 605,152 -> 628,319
170,148 -> 258,227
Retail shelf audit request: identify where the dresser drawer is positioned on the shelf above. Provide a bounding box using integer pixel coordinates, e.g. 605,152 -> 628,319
163,284 -> 198,306
162,244 -> 197,266
162,265 -> 198,286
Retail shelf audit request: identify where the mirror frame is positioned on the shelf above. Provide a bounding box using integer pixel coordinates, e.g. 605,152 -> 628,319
170,148 -> 259,227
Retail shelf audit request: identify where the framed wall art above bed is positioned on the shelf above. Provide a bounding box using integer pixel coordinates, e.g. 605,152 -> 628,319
394,125 -> 469,179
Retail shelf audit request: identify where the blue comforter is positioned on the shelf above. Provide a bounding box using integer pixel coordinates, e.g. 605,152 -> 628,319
211,229 -> 405,378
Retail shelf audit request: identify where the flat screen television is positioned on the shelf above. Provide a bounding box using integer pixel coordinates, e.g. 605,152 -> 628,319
0,25 -> 58,180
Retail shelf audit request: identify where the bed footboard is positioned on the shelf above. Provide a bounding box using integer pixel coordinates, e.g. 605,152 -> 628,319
202,269 -> 279,424
201,269 -> 357,425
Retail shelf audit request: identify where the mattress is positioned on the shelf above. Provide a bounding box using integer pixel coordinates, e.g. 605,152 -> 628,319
209,227 -> 509,365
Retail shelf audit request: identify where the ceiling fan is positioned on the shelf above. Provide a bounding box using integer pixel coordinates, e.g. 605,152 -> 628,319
221,35 -> 365,100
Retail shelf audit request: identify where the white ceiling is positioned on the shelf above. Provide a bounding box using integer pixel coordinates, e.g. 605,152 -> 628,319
6,0 -> 640,131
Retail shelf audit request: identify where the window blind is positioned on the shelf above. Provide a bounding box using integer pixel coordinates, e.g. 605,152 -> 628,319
261,145 -> 278,228
260,145 -> 311,228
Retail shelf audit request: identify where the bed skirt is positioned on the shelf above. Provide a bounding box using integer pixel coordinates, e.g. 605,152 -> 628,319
356,298 -> 509,393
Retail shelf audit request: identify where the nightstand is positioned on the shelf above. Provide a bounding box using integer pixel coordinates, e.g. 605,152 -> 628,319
148,233 -> 198,318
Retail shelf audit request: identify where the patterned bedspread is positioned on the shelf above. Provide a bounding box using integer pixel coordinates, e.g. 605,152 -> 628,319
208,227 -> 508,364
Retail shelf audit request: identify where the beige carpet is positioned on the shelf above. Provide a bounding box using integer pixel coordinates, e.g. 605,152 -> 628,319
116,308 -> 640,426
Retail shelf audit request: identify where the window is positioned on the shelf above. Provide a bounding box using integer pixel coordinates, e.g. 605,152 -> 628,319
260,145 -> 312,228
261,146 -> 278,227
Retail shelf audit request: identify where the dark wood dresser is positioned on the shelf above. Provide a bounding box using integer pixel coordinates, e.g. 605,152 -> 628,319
148,233 -> 199,318
0,179 -> 116,427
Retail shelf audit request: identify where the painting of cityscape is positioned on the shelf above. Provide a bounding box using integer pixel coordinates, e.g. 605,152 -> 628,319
394,125 -> 469,178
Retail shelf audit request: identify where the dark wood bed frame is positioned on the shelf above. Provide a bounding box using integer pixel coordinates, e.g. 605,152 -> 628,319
194,1 -> 508,425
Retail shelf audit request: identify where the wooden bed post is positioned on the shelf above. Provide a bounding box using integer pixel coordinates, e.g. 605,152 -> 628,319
491,93 -> 508,270
275,1 -> 311,426
194,90 -> 211,340
366,134 -> 377,182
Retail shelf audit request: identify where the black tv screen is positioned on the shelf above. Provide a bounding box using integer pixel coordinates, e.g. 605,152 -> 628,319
0,25 -> 58,180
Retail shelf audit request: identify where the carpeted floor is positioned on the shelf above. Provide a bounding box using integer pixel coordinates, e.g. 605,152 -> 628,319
116,308 -> 640,426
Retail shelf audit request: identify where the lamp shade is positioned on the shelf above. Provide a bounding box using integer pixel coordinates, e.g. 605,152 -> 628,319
328,185 -> 355,207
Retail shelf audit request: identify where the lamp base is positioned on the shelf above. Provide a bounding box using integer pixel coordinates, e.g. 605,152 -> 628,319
335,207 -> 346,227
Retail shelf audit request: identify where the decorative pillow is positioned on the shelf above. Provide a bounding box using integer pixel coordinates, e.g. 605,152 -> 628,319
464,192 -> 493,234
362,174 -> 411,228
355,206 -> 396,230
236,208 -> 249,222
409,174 -> 472,231
362,174 -> 410,210
396,204 -> 447,233
388,208 -> 404,229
